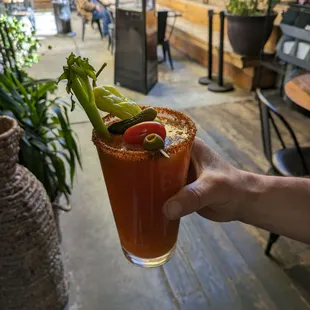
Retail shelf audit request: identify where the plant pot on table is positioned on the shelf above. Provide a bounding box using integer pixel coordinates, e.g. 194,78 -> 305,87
226,12 -> 277,57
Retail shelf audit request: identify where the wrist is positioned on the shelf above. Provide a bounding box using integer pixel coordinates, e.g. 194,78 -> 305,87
237,171 -> 267,223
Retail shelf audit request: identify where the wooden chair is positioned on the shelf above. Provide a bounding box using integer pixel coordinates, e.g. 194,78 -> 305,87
81,15 -> 103,41
256,88 -> 310,255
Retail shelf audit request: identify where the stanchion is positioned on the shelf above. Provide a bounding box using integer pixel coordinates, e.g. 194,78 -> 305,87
198,9 -> 214,85
208,11 -> 234,92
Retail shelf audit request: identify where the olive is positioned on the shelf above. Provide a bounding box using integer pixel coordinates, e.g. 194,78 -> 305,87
143,134 -> 165,151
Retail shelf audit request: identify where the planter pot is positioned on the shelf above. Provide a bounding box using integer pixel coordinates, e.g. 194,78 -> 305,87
226,13 -> 277,57
0,116 -> 69,310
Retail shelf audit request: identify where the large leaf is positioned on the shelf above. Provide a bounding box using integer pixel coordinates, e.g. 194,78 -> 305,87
53,106 -> 80,184
30,138 -> 48,153
0,73 -> 22,99
36,80 -> 57,99
50,154 -> 66,193
23,78 -> 54,87
0,87 -> 24,114
64,106 -> 82,168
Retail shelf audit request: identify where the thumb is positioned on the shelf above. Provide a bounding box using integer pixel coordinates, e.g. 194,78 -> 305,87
163,178 -> 210,220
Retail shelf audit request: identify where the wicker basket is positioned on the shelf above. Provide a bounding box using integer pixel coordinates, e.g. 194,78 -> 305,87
0,116 -> 69,310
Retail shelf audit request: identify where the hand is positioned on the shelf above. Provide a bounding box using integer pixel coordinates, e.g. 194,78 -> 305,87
163,137 -> 250,222
163,137 -> 310,244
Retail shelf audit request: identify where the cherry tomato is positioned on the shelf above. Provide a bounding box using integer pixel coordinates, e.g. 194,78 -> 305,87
123,121 -> 166,145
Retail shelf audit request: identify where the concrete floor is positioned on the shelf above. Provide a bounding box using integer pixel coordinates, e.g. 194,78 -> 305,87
27,13 -> 252,310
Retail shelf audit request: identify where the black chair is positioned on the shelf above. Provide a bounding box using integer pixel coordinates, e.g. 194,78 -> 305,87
157,10 -> 174,70
81,16 -> 103,41
256,88 -> 310,255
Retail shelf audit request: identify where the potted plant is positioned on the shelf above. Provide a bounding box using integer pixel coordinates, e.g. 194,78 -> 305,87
226,0 -> 279,56
0,69 -> 81,239
0,15 -> 80,239
0,15 -> 40,73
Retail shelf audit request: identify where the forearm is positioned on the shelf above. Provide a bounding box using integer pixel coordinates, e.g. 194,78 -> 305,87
241,172 -> 310,244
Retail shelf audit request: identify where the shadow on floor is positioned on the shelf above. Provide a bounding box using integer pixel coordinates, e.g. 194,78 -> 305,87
285,264 -> 310,304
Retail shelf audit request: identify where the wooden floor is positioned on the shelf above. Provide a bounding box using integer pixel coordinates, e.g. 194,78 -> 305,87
161,100 -> 310,310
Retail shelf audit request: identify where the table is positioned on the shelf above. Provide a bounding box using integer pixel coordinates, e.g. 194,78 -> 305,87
285,73 -> 310,111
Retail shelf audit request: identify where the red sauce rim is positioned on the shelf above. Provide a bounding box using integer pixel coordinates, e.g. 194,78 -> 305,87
92,106 -> 197,161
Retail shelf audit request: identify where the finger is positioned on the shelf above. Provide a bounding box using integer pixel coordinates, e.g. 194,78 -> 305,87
186,137 -> 218,185
163,177 -> 211,220
191,137 -> 229,171
186,159 -> 197,184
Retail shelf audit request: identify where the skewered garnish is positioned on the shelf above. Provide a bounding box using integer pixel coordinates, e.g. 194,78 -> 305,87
58,53 -> 170,158
108,107 -> 157,135
123,121 -> 166,145
143,134 -> 169,158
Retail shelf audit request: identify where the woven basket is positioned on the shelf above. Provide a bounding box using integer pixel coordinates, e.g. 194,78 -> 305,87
0,116 -> 69,310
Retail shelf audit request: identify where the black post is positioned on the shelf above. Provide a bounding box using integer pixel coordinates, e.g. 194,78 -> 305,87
198,9 -> 214,85
255,0 -> 273,90
208,11 -> 234,93
207,9 -> 213,80
218,10 -> 224,86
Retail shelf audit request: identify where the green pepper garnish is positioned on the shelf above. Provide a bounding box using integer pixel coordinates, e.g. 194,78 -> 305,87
94,86 -> 142,120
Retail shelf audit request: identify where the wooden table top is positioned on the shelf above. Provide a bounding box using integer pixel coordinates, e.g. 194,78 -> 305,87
285,73 -> 310,111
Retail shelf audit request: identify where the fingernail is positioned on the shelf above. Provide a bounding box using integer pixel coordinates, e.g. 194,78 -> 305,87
164,201 -> 182,219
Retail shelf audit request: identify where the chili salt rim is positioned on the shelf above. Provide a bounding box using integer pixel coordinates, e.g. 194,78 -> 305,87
92,107 -> 197,161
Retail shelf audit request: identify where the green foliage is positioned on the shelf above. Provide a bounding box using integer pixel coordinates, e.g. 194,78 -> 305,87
0,70 -> 81,202
226,0 -> 280,16
0,15 -> 40,70
58,53 -> 111,140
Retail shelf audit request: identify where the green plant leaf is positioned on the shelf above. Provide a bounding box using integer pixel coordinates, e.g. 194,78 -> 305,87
0,66 -> 81,203
30,138 -> 48,153
23,78 -> 54,87
70,132 -> 82,168
0,87 -> 24,114
0,73 -> 23,101
51,155 -> 66,192
36,80 -> 57,99
58,71 -> 68,82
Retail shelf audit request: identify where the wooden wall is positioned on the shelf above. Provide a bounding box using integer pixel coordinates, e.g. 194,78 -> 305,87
158,0 -> 280,89
157,0 -> 282,52
33,0 -> 52,10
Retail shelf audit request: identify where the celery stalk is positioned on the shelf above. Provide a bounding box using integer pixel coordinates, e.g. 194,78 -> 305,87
58,53 -> 111,141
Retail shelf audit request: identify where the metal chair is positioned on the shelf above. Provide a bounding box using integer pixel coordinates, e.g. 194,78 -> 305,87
256,88 -> 310,256
81,16 -> 103,41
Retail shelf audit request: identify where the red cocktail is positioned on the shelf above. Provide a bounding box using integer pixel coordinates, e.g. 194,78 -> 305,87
93,107 -> 196,267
